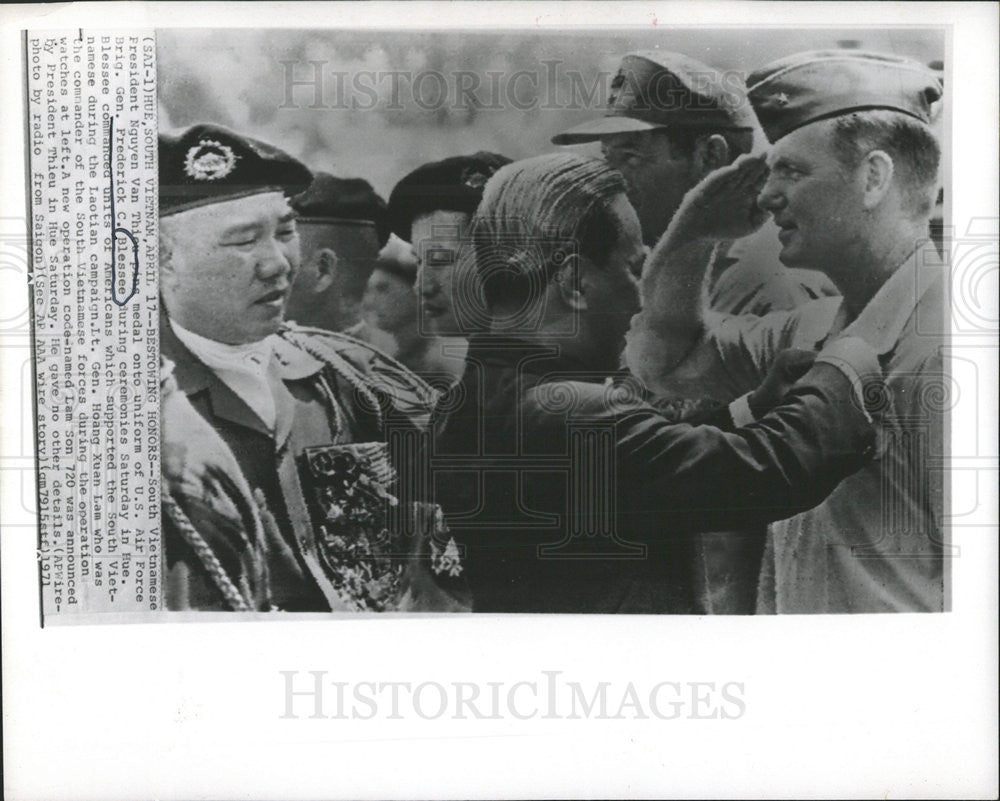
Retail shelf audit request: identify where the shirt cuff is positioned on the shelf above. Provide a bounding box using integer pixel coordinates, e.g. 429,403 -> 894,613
729,392 -> 757,427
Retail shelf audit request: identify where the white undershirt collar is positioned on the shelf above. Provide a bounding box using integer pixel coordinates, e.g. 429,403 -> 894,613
170,318 -> 279,432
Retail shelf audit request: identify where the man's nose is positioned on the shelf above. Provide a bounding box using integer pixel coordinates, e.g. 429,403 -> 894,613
255,238 -> 291,281
757,175 -> 784,212
417,266 -> 440,297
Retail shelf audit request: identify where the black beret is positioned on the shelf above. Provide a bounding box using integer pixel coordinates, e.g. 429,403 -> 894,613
291,172 -> 390,248
552,51 -> 759,145
747,50 -> 943,143
387,152 -> 512,241
159,123 -> 313,216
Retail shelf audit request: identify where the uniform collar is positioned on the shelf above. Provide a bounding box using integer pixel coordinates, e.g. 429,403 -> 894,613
272,330 -> 326,380
465,334 -> 597,379
162,313 -> 325,384
842,242 -> 943,354
170,319 -> 275,376
161,312 -> 324,444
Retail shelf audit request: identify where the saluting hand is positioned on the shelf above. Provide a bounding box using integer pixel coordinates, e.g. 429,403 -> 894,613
668,153 -> 771,245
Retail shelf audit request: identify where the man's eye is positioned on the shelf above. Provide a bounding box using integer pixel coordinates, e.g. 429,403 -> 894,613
276,227 -> 297,241
606,150 -> 640,167
224,237 -> 257,247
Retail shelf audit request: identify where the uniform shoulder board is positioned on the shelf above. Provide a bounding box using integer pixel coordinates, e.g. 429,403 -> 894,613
278,323 -> 439,429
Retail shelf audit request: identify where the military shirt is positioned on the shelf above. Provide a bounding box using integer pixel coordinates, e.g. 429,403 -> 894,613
661,246 -> 946,613
161,313 -> 440,611
709,222 -> 841,316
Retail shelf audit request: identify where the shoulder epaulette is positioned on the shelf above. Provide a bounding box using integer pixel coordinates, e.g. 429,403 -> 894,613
278,323 -> 439,430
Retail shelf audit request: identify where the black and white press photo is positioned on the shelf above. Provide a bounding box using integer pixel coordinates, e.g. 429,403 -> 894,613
3,3 -> 997,800
153,26 -> 949,615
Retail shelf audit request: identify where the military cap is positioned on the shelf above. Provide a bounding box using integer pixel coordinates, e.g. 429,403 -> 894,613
747,50 -> 943,143
387,152 -> 512,241
159,123 -> 313,216
551,51 -> 759,145
292,172 -> 391,248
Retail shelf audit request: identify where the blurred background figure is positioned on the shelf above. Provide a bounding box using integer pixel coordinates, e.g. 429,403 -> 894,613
386,153 -> 512,384
360,236 -> 465,385
286,172 -> 390,332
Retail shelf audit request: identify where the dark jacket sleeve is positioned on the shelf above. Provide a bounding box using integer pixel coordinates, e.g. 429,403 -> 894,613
529,363 -> 875,534
679,402 -> 735,429
622,363 -> 875,531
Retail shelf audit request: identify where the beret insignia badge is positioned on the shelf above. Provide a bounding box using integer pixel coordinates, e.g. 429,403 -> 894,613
461,166 -> 489,189
184,139 -> 238,181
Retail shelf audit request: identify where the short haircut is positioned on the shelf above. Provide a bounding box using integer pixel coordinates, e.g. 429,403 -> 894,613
829,109 -> 941,218
471,153 -> 626,311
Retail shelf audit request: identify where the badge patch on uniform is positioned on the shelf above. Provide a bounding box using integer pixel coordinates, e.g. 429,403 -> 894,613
299,442 -> 466,611
184,139 -> 239,181
300,442 -> 401,610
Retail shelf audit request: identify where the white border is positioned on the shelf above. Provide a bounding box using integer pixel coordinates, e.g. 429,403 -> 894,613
2,3 -> 997,799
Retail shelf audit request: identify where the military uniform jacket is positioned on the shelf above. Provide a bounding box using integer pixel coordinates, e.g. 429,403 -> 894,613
643,245 -> 946,612
162,361 -> 272,611
431,336 -> 876,614
161,312 -> 439,611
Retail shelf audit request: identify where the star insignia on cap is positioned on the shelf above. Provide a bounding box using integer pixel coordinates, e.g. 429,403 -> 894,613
184,139 -> 239,181
772,92 -> 790,107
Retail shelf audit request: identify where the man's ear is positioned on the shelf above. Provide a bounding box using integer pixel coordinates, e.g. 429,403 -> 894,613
553,255 -> 587,311
692,134 -> 731,180
861,150 -> 895,210
313,248 -> 339,292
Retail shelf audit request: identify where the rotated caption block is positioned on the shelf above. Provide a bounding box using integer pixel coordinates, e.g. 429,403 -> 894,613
27,31 -> 160,618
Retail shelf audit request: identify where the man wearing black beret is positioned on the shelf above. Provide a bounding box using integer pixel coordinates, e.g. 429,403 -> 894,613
286,172 -> 390,334
158,123 -> 456,612
387,152 -> 511,340
626,51 -> 947,613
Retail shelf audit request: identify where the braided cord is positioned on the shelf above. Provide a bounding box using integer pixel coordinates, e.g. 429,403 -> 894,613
161,480 -> 253,612
284,332 -> 385,431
